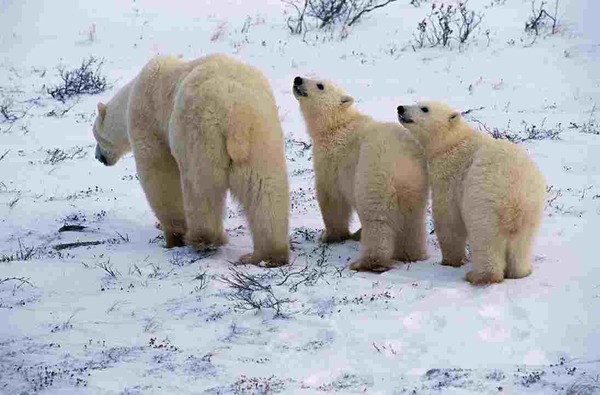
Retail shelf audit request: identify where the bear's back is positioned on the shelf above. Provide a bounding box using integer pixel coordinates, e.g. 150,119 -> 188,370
188,55 -> 274,102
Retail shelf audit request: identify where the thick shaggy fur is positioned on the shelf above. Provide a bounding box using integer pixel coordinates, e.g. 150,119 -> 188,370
293,77 -> 428,272
92,54 -> 290,266
398,101 -> 545,284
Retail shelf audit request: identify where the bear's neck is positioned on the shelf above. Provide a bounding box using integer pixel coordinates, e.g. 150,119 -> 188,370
107,80 -> 134,140
305,110 -> 361,146
426,123 -> 476,159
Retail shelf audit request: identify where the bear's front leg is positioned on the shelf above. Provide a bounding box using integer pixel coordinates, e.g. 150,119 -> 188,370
316,187 -> 354,244
349,219 -> 396,273
177,157 -> 229,251
164,226 -> 185,248
181,174 -> 229,252
134,147 -> 187,249
432,198 -> 467,267
237,251 -> 288,268
349,228 -> 362,241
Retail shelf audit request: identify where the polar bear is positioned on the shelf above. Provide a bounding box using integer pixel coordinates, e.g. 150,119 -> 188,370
92,54 -> 290,267
397,101 -> 545,284
293,76 -> 429,272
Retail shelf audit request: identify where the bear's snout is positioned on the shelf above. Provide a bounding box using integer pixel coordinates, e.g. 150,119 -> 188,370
397,106 -> 414,124
292,76 -> 308,98
95,145 -> 108,166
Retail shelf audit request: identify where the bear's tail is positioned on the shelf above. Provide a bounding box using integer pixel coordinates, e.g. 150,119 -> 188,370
226,101 -> 257,164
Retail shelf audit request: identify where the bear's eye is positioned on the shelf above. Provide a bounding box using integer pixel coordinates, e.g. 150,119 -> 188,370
316,83 -> 324,91
421,107 -> 429,113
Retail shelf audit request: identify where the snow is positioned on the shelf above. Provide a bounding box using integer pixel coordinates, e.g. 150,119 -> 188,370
1,0 -> 599,393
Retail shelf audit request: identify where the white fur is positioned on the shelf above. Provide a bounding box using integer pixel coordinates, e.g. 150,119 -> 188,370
294,77 -> 429,272
398,101 -> 545,284
92,54 -> 290,266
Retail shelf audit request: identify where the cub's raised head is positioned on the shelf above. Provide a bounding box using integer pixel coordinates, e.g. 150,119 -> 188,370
396,101 -> 462,151
92,102 -> 131,166
292,76 -> 355,131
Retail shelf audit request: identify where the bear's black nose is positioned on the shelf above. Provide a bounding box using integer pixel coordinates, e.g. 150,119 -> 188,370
97,152 -> 108,166
294,76 -> 303,86
397,105 -> 405,115
95,145 -> 108,166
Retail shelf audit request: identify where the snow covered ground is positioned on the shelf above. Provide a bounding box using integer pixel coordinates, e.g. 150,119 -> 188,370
1,0 -> 599,393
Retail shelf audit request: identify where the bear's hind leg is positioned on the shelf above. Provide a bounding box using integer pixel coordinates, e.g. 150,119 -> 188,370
505,231 -> 534,279
465,229 -> 507,285
229,165 -> 290,267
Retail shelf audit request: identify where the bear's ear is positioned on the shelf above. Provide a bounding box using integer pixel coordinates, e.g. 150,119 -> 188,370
97,102 -> 107,120
340,95 -> 354,108
449,112 -> 460,122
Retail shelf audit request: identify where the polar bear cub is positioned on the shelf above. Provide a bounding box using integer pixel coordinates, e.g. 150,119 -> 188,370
92,54 -> 290,266
293,76 -> 429,272
397,101 -> 545,284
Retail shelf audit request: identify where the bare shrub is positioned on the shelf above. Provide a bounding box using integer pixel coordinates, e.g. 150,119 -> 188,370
431,3 -> 455,46
7,193 -> 22,209
210,21 -> 228,42
0,277 -> 34,288
566,376 -> 600,395
50,309 -> 82,333
474,119 -> 562,143
569,104 -> 598,135
457,1 -> 483,43
233,375 -> 287,394
0,240 -> 36,262
193,271 -> 210,293
413,1 -> 483,48
285,134 -> 312,161
44,146 -> 87,165
290,226 -> 320,243
144,317 -> 161,333
284,0 -> 309,35
0,101 -> 20,123
410,0 -> 427,6
274,244 -> 346,293
525,0 -> 559,35
220,267 -> 293,317
46,101 -> 78,118
0,99 -> 32,124
97,259 -> 120,279
520,120 -> 562,141
169,250 -> 215,267
342,0 -> 399,27
47,57 -> 109,102
284,0 -> 399,35
414,19 -> 428,47
413,3 -> 455,47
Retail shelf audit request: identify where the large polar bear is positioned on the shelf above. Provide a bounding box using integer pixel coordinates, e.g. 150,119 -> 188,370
92,54 -> 290,267
397,101 -> 545,284
293,76 -> 429,272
